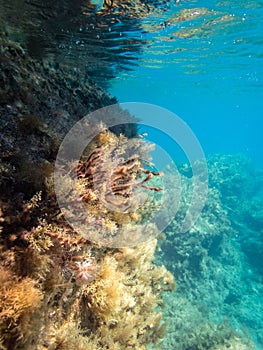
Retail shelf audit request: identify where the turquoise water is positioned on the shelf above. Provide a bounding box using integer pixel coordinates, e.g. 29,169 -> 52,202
109,0 -> 263,168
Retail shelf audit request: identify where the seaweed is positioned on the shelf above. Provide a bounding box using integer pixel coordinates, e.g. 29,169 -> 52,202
0,36 -> 175,349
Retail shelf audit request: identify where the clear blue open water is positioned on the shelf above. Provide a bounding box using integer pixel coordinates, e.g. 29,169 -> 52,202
109,0 -> 263,168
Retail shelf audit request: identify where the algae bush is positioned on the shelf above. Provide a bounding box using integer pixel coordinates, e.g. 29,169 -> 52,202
0,33 -> 175,349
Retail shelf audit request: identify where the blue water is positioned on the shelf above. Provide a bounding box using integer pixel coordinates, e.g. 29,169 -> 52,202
109,0 -> 263,168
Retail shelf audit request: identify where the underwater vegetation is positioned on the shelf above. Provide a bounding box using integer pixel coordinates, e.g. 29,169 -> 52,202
55,127 -> 163,247
157,154 -> 263,349
0,33 -> 175,349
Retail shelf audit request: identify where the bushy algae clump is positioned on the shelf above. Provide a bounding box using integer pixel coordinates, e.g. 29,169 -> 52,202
55,128 -> 164,247
0,189 -> 175,349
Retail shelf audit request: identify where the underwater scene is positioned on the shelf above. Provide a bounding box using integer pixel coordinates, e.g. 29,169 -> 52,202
0,0 -> 262,349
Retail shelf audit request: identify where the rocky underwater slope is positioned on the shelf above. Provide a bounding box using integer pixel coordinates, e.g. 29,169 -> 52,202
157,155 -> 263,350
0,33 -> 175,350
